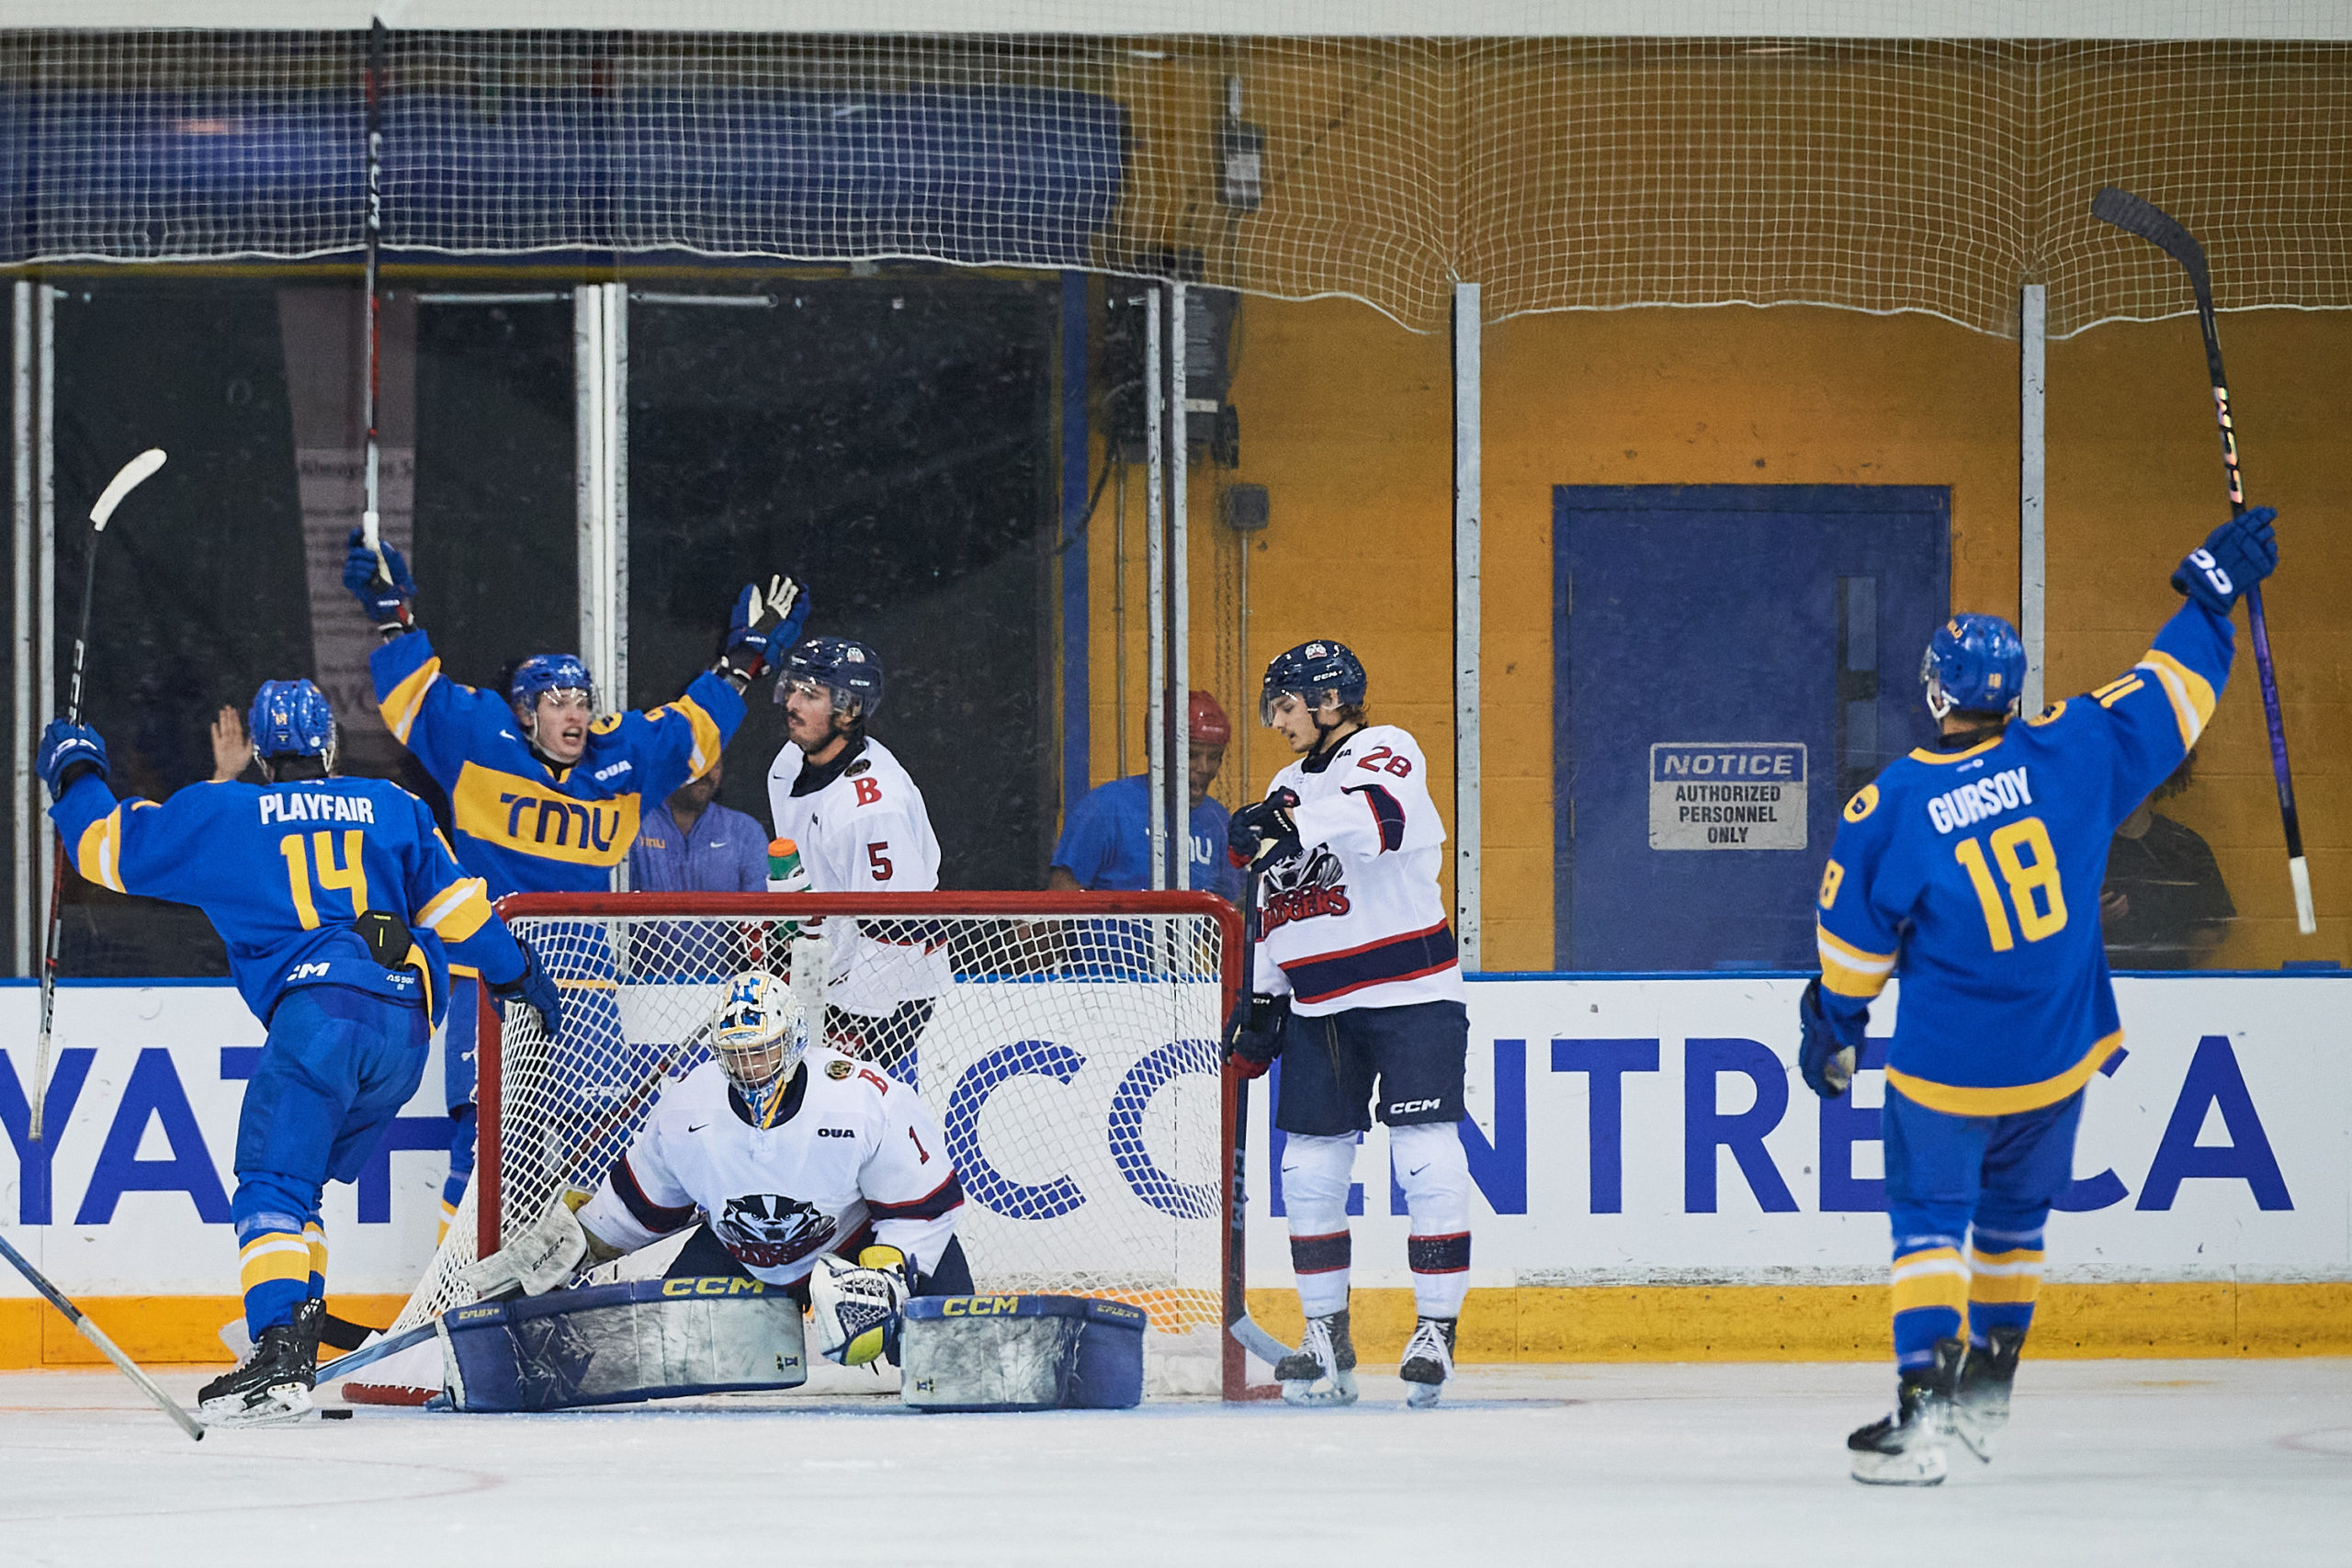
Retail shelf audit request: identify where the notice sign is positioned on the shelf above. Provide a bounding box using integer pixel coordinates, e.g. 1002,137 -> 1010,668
1649,742 -> 1807,851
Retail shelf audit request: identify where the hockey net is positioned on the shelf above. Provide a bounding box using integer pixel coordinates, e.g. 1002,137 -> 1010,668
358,891 -> 1247,1401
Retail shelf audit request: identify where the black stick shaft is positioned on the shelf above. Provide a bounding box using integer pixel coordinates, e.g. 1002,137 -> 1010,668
0,1231 -> 204,1438
361,19 -> 386,570
1224,869 -> 1262,1381
33,516 -> 107,1142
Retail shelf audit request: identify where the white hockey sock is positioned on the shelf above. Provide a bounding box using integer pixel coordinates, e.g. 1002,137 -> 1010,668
1391,1122 -> 1473,1320
1281,1134 -> 1358,1319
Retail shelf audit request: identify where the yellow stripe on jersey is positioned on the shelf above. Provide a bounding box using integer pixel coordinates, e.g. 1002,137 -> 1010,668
651,694 -> 725,780
379,654 -> 443,744
1885,1030 -> 2122,1116
417,875 -> 494,942
2137,649 -> 2219,749
74,806 -> 128,894
1816,922 -> 1896,999
1905,736 -> 2002,766
449,761 -> 639,867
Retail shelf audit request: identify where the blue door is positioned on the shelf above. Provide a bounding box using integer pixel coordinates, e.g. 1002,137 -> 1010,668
1555,485 -> 1951,970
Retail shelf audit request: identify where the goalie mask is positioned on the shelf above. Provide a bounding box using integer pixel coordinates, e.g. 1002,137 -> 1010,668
709,970 -> 808,1127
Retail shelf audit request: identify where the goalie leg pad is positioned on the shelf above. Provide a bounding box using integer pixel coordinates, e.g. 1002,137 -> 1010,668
899,1295 -> 1146,1412
439,1278 -> 808,1412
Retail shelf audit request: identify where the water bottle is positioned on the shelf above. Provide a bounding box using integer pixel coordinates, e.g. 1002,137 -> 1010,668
766,838 -> 811,894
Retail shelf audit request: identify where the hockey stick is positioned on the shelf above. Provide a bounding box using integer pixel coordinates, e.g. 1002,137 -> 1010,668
316,1319 -> 441,1388
2092,186 -> 2315,936
1225,866 -> 1296,1372
0,1230 -> 203,1439
31,447 -> 168,1143
358,17 -> 390,583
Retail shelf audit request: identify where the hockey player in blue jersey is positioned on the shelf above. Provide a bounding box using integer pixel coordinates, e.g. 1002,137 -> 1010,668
39,679 -> 563,1427
1801,507 -> 2278,1484
345,532 -> 805,1231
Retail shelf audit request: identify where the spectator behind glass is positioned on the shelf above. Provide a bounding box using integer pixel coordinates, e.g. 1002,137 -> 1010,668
1049,691 -> 1241,903
631,757 -> 767,893
2102,750 -> 2235,969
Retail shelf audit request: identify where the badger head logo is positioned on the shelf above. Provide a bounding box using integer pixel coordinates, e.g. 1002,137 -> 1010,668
715,1192 -> 834,1268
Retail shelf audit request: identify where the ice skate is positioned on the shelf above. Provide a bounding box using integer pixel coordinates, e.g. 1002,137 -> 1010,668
1848,1337 -> 1961,1485
1399,1315 -> 1457,1409
1952,1325 -> 2027,1462
198,1299 -> 322,1427
1275,1307 -> 1359,1407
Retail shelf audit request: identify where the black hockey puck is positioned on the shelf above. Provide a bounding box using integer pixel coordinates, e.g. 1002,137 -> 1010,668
321,1408 -> 354,1420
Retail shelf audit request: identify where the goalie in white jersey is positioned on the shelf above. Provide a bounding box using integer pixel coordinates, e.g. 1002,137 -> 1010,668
763,636 -> 950,1085
1226,640 -> 1472,1408
468,971 -> 970,1369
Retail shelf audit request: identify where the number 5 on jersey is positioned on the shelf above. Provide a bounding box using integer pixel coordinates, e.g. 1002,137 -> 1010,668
1952,816 -> 2066,952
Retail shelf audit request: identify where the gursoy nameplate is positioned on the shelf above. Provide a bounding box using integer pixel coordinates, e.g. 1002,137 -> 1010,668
1648,742 -> 1806,851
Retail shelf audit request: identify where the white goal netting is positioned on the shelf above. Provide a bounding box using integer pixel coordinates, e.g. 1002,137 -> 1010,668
373,894 -> 1240,1398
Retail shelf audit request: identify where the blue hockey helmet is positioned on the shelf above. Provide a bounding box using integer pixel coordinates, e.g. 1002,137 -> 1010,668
775,636 -> 884,721
1261,639 -> 1367,724
1922,615 -> 2028,720
248,679 -> 337,767
510,653 -> 595,712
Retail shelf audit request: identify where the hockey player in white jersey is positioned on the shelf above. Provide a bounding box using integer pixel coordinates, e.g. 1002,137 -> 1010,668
1225,640 -> 1472,1408
466,971 -> 971,1369
763,637 -> 951,1084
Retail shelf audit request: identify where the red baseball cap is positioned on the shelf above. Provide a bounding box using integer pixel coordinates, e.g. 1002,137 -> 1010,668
1189,691 -> 1231,745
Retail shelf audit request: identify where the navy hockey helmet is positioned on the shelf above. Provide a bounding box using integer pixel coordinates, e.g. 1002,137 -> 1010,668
776,636 -> 885,721
510,653 -> 595,712
248,679 -> 336,765
1260,639 -> 1367,724
1922,615 -> 2028,720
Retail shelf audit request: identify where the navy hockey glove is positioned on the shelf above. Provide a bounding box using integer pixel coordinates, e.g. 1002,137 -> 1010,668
718,574 -> 808,682
1227,789 -> 1302,871
2171,505 -> 2278,616
1224,994 -> 1287,1080
489,941 -> 564,1037
344,527 -> 418,631
36,719 -> 109,801
1797,977 -> 1864,1100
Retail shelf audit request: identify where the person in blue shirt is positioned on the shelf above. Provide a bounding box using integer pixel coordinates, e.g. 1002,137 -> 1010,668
1050,690 -> 1241,903
39,679 -> 561,1427
345,533 -> 804,1235
629,756 -> 768,894
1801,507 -> 2277,1485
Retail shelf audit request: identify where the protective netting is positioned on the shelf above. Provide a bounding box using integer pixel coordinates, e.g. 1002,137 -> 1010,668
379,898 -> 1234,1396
3,25 -> 2349,336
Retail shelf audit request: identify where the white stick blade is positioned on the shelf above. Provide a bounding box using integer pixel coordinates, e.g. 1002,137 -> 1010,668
2289,855 -> 2317,937
88,448 -> 166,531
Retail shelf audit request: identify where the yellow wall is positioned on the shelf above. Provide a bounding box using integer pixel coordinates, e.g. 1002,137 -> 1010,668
1085,299 -> 2350,973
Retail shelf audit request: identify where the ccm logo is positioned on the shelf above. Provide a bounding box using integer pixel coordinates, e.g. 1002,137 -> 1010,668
1388,1098 -> 1442,1115
287,962 -> 331,981
816,1127 -> 855,1138
939,1295 -> 1023,1317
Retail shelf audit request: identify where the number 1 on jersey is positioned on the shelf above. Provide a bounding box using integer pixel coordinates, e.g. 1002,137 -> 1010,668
1952,816 -> 2066,952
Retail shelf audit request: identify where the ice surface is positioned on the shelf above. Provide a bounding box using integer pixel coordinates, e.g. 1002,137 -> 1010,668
3,1359 -> 2346,1566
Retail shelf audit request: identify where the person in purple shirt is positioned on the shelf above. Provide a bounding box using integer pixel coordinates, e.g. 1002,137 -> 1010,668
630,757 -> 769,893
1051,692 -> 1241,903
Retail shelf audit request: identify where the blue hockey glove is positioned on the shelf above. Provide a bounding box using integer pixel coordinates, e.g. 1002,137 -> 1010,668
489,941 -> 564,1037
344,527 -> 418,631
36,719 -> 109,801
718,574 -> 808,682
2171,505 -> 2278,616
1227,789 -> 1302,871
1798,977 -> 1864,1100
1224,994 -> 1287,1080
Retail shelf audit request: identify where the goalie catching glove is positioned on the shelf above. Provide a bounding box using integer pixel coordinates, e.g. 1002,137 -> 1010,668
458,1190 -> 622,1299
808,1246 -> 911,1367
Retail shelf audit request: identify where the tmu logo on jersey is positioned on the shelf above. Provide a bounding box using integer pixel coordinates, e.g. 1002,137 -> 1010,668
1262,846 -> 1351,934
715,1192 -> 833,1268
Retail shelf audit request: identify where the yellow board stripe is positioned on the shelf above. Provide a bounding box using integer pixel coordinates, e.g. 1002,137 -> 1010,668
1886,1031 -> 2122,1116
379,655 -> 442,744
2137,649 -> 2217,750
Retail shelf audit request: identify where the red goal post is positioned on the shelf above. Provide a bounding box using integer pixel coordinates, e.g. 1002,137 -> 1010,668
439,889 -> 1257,1400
